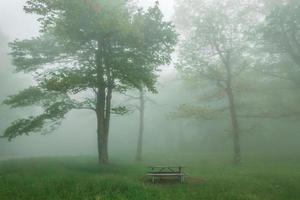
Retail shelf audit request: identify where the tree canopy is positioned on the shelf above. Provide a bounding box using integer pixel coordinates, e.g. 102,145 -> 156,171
3,0 -> 177,164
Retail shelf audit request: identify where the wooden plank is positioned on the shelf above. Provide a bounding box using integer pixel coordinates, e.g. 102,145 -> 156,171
148,166 -> 184,169
147,173 -> 185,176
148,167 -> 183,173
147,166 -> 186,184
147,174 -> 186,184
147,171 -> 181,174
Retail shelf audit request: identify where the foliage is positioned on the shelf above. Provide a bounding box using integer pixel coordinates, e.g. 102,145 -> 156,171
259,0 -> 300,84
172,0 -> 264,126
175,0 -> 259,88
3,0 -> 177,142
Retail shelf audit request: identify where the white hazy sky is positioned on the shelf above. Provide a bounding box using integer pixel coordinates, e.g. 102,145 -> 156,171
0,0 -> 175,40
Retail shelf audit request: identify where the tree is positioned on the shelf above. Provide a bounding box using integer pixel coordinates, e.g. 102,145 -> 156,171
0,30 -> 31,138
247,0 -> 300,119
260,0 -> 300,84
174,0 -> 262,165
134,88 -> 145,161
0,30 -> 9,139
123,87 -> 156,161
3,0 -> 177,164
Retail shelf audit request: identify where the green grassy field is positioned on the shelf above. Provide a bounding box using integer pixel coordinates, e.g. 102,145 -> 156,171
0,156 -> 299,200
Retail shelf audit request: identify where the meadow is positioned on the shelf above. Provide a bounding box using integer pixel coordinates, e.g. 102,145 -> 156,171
0,155 -> 299,200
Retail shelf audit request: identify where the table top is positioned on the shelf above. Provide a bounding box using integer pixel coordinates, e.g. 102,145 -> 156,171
148,166 -> 184,168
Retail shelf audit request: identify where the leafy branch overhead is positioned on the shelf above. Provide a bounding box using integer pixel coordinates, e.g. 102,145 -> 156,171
3,0 -> 177,152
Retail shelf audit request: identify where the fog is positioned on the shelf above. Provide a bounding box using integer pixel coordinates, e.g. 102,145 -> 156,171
0,0 -> 178,160
0,0 -> 174,39
0,0 -> 300,166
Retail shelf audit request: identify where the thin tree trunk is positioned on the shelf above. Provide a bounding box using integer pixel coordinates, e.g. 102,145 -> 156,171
213,43 -> 242,165
224,58 -> 241,165
226,87 -> 241,165
135,88 -> 145,161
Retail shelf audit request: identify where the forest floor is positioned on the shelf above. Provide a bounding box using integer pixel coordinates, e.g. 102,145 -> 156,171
0,156 -> 299,200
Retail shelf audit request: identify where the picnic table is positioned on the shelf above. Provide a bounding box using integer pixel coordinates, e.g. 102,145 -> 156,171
147,166 -> 186,183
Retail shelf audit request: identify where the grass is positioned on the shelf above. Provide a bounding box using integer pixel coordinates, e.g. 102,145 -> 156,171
0,156 -> 300,200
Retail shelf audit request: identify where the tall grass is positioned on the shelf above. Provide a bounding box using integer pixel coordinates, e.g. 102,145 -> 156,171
0,156 -> 299,200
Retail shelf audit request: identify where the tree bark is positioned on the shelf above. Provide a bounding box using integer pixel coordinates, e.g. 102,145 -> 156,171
226,86 -> 241,165
96,109 -> 109,164
214,44 -> 242,165
135,88 -> 145,161
95,40 -> 111,165
224,57 -> 241,165
96,81 -> 109,164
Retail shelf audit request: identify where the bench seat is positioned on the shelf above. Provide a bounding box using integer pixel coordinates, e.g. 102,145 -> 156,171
147,172 -> 186,183
147,173 -> 184,176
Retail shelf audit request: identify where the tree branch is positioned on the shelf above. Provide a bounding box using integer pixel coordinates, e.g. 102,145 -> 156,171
121,92 -> 140,100
238,111 -> 300,119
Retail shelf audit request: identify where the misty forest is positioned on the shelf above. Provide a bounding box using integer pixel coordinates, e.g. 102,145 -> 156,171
0,0 -> 300,199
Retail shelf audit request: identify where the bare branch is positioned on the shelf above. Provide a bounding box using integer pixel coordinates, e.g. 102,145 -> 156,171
127,104 -> 141,111
144,96 -> 158,105
238,111 -> 300,119
232,61 -> 251,78
254,67 -> 295,82
120,92 -> 139,100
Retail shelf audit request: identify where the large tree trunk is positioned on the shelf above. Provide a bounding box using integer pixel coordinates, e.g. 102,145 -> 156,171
96,85 -> 110,165
96,110 -> 109,164
95,40 -> 112,165
135,88 -> 145,161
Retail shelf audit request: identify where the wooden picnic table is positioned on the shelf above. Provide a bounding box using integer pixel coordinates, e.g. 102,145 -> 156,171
147,166 -> 186,183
